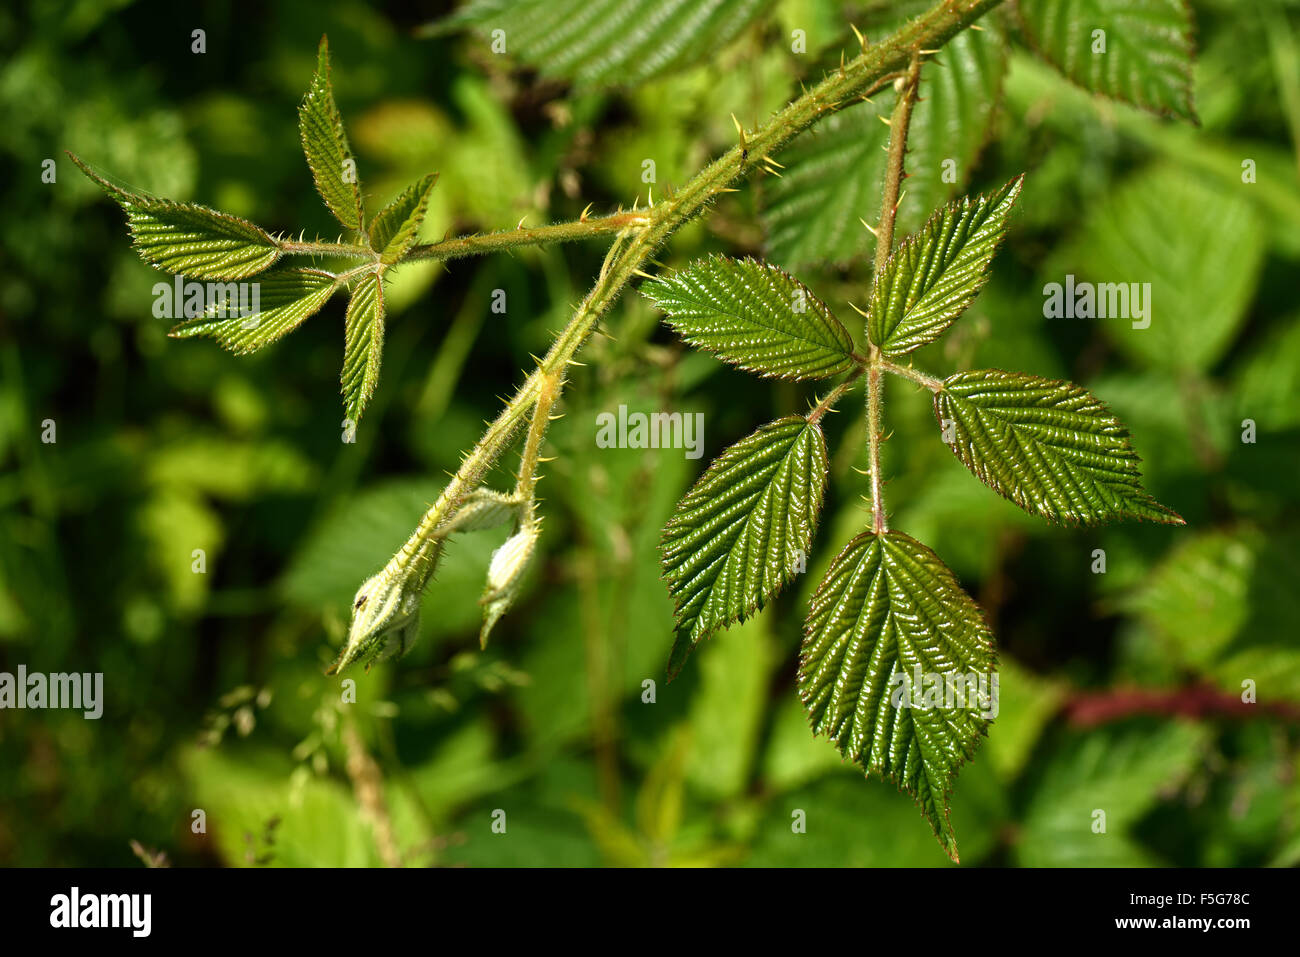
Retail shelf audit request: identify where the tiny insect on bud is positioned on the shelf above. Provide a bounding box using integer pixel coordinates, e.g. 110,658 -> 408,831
327,540 -> 441,675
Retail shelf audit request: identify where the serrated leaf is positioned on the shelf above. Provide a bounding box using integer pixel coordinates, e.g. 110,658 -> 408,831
369,174 -> 438,264
869,176 -> 1023,356
1016,0 -> 1196,121
763,24 -> 1006,269
169,268 -> 340,354
935,369 -> 1183,525
661,416 -> 827,677
300,36 -> 364,231
431,0 -> 771,89
642,256 -> 858,380
799,530 -> 995,861
1057,163 -> 1264,372
341,271 -> 386,427
69,152 -> 282,280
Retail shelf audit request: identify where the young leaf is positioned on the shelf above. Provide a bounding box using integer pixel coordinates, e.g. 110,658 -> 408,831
369,174 -> 438,264
799,530 -> 995,862
428,0 -> 771,89
763,25 -> 1006,269
341,271 -> 386,427
661,416 -> 828,678
1016,0 -> 1196,121
642,256 -> 858,381
300,36 -> 365,231
869,176 -> 1023,356
169,268 -> 340,353
935,369 -> 1184,525
69,153 -> 282,280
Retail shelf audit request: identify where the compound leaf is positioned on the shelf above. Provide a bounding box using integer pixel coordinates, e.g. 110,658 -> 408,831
169,268 -> 340,354
300,36 -> 365,231
935,368 -> 1183,525
369,174 -> 438,264
1015,0 -> 1196,120
869,176 -> 1023,356
763,23 -> 1006,269
341,271 -> 386,428
799,530 -> 995,862
429,0 -> 771,89
661,416 -> 827,678
643,256 -> 858,380
69,152 -> 282,280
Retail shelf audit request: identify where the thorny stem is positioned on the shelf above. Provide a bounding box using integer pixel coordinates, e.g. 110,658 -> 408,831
514,371 -> 562,521
866,52 -> 924,536
880,358 -> 945,392
872,54 -> 923,280
382,0 -> 1006,590
807,368 -> 866,424
404,212 -> 652,263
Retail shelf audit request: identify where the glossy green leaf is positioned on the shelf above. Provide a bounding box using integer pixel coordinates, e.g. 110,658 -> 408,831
169,268 -> 340,354
869,176 -> 1023,356
430,0 -> 771,88
661,416 -> 827,678
300,36 -> 364,231
341,271 -> 386,428
69,152 -> 282,280
1058,163 -> 1265,372
369,174 -> 438,264
799,531 -> 996,861
642,256 -> 858,380
935,369 -> 1184,525
1016,0 -> 1196,120
763,24 -> 1006,269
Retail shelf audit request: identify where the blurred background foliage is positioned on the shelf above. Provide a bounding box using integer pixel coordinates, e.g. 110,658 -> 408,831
1,0 -> 1299,867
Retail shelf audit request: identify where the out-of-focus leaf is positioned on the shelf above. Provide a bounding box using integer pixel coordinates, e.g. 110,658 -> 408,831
1015,0 -> 1197,120
430,0 -> 772,88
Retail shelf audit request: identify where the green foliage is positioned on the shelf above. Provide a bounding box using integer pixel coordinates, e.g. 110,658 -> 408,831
869,176 -> 1023,355
342,271 -> 387,427
68,153 -> 283,280
431,0 -> 773,88
660,416 -> 828,677
936,369 -> 1184,525
169,268 -> 340,353
641,256 -> 857,380
1016,0 -> 1197,120
299,36 -> 365,231
799,531 -> 995,861
369,173 -> 438,264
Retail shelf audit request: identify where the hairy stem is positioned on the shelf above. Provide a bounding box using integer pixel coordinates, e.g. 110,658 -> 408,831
403,211 -> 652,264
385,0 -> 1005,585
872,53 -> 923,279
881,358 -> 946,392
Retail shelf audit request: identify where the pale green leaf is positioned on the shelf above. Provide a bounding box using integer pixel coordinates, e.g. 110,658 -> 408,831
642,256 -> 858,380
799,530 -> 996,861
430,0 -> 771,88
935,369 -> 1184,525
369,173 -> 438,264
763,24 -> 1006,268
69,152 -> 282,280
300,36 -> 364,231
1057,163 -> 1265,372
1016,0 -> 1196,120
661,416 -> 827,678
169,268 -> 339,354
1016,722 -> 1208,867
869,176 -> 1023,356
341,271 -> 386,427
